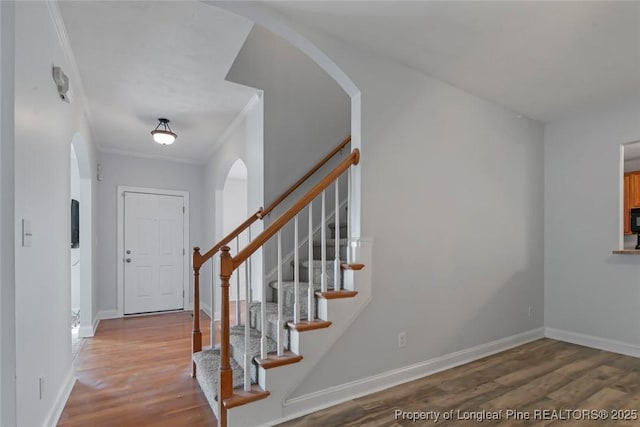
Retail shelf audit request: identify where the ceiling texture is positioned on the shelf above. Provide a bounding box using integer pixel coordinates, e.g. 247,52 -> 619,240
59,0 -> 257,164
60,1 -> 640,164
267,1 -> 640,123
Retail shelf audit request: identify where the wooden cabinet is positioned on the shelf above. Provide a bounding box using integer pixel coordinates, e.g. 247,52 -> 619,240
623,171 -> 640,234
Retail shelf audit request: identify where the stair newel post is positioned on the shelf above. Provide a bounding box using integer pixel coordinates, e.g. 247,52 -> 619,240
307,202 -> 314,322
218,246 -> 233,427
321,190 -> 328,293
293,214 -> 300,324
334,178 -> 341,290
192,247 -> 203,378
277,230 -> 284,356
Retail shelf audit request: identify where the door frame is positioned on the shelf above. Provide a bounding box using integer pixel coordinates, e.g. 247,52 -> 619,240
116,185 -> 190,317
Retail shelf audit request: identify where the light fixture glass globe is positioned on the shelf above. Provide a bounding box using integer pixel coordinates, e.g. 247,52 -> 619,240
151,130 -> 176,145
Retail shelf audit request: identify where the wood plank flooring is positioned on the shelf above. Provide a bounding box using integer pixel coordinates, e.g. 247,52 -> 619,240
280,339 -> 640,427
59,312 -> 640,427
58,311 -> 216,427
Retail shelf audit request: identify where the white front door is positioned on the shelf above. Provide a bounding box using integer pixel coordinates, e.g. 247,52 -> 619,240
124,192 -> 185,314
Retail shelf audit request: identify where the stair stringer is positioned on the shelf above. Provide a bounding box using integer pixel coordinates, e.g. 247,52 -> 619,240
226,238 -> 373,427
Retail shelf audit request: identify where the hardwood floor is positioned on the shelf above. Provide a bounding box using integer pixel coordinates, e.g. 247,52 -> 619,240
59,314 -> 640,427
280,339 -> 640,427
58,311 -> 216,427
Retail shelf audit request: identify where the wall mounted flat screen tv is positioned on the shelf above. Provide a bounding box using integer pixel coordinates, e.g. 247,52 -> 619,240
71,199 -> 79,248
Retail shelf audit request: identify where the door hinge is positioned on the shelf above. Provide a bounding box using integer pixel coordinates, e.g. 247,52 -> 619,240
183,206 -> 185,214
183,248 -> 185,255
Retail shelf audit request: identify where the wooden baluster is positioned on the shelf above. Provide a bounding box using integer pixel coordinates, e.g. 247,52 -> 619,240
192,247 -> 203,378
218,246 -> 233,427
307,202 -> 314,321
321,190 -> 327,293
294,214 -> 300,324
334,178 -> 341,290
277,230 -> 284,356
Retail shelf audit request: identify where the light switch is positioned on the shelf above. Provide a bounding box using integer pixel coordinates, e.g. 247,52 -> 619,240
22,219 -> 32,247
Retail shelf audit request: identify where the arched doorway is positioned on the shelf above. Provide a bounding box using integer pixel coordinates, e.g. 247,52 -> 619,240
70,145 -> 81,356
70,133 -> 94,338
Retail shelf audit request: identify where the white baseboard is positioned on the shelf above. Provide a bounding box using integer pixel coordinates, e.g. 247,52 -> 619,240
78,315 -> 99,338
545,327 -> 640,358
277,327 -> 545,424
44,367 -> 75,427
199,303 -> 220,321
97,309 -> 120,320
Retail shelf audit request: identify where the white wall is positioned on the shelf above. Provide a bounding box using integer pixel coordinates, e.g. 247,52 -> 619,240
226,26 -> 351,277
276,27 -> 545,398
545,97 -> 640,348
14,2 -> 97,425
96,152 -> 205,314
223,175 -> 249,300
0,1 -> 16,425
202,95 -> 263,318
227,26 -> 350,209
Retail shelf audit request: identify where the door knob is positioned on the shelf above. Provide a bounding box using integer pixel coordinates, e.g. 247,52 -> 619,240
126,250 -> 131,254
126,258 -> 132,263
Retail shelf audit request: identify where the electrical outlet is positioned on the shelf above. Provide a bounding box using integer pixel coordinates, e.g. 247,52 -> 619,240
528,306 -> 533,317
398,332 -> 407,348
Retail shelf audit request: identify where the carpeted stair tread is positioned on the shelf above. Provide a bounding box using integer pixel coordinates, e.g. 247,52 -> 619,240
193,348 -> 246,408
229,325 -> 277,382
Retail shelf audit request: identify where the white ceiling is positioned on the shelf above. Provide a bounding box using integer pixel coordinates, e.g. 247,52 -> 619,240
267,1 -> 640,123
59,1 -> 257,164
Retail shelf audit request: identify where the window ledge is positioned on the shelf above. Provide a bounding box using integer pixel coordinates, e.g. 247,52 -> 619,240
612,249 -> 640,254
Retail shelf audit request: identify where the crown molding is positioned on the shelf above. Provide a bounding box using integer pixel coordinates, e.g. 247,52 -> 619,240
46,0 -> 100,149
97,146 -> 203,165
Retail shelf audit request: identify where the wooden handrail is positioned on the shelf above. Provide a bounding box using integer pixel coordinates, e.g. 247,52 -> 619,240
233,148 -> 359,270
260,136 -> 351,218
191,135 -> 352,383
194,210 -> 263,269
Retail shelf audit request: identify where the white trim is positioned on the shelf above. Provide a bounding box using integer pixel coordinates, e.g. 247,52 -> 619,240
116,186 -> 190,316
200,303 -> 221,322
204,93 -> 262,162
545,327 -> 640,358
44,367 -> 75,427
46,1 -> 97,147
97,309 -> 119,321
98,146 -> 202,166
269,328 -> 545,426
78,314 -> 100,338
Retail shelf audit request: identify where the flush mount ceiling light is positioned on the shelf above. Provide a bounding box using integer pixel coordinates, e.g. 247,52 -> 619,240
151,118 -> 177,145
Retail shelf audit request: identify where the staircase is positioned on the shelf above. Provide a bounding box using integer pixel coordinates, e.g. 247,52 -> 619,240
190,138 -> 368,426
193,223 -> 349,406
